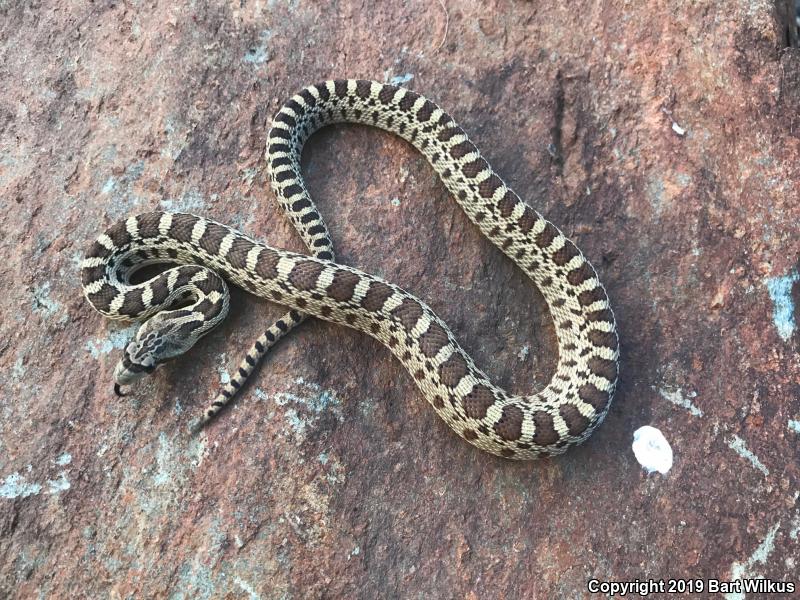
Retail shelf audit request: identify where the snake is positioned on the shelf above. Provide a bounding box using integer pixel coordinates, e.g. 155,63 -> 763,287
81,79 -> 619,460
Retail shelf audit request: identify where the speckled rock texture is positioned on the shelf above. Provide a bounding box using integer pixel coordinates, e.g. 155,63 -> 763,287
1,1 -> 799,598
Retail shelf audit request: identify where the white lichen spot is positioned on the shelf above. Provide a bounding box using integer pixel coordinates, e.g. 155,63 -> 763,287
790,512 -> 800,541
726,434 -> 769,476
217,353 -> 231,385
765,269 -> 799,341
390,197 -> 401,206
388,73 -> 414,86
153,433 -> 174,486
160,189 -> 207,212
632,426 -> 673,474
46,472 -> 70,494
32,281 -> 67,322
661,107 -> 687,137
646,177 -> 666,216
11,357 -> 25,381
398,165 -> 410,184
788,420 -> 800,435
240,167 -> 259,186
56,452 -> 72,466
657,387 -> 703,417
517,345 -> 530,361
86,324 -> 138,359
0,472 -> 42,499
725,523 -> 780,600
152,432 -> 207,489
233,575 -> 261,600
318,452 -> 345,485
283,408 -> 306,435
243,30 -> 271,65
347,545 -> 361,560
273,379 -> 343,439
101,177 -> 117,194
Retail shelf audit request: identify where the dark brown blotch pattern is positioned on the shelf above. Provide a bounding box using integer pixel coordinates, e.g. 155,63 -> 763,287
333,79 -> 348,97
463,384 -> 495,420
391,298 -> 424,332
559,404 -> 590,436
498,191 -> 518,218
518,206 -> 537,234
449,140 -> 475,159
587,356 -> 617,381
418,321 -> 449,358
173,265 -> 203,289
169,214 -> 199,243
137,213 -> 162,239
195,274 -> 222,295
567,263 -> 594,286
288,260 -> 325,291
87,240 -> 111,259
494,405 -> 523,441
531,411 -> 559,446
398,91 -> 419,111
478,174 -> 502,199
274,112 -> 296,127
298,88 -> 317,107
463,157 -> 488,178
417,100 -> 435,122
535,222 -> 558,249
578,383 -> 610,411
437,127 -> 460,142
199,222 -> 229,255
254,248 -> 279,280
107,221 -> 131,248
227,237 -> 256,270
438,352 -> 467,387
87,282 -> 118,313
328,269 -> 360,302
149,275 -> 170,305
120,288 -> 145,316
552,239 -> 580,266
578,285 -> 608,307
586,307 -> 614,323
81,264 -> 105,287
588,329 -> 618,350
355,80 -> 371,99
378,85 -> 398,104
361,281 -> 394,312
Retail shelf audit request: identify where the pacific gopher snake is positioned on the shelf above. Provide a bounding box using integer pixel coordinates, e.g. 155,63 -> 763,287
82,79 -> 619,459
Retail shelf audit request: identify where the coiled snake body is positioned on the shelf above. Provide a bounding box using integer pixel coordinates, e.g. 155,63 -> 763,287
82,80 -> 619,460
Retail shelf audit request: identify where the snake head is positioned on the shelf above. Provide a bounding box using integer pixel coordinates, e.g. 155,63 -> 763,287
113,309 -> 202,387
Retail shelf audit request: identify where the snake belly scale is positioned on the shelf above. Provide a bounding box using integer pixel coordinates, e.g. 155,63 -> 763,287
81,79 -> 619,460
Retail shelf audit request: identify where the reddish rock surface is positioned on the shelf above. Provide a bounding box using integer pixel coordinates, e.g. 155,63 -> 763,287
1,1 -> 799,598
